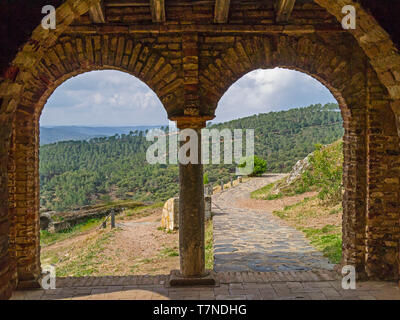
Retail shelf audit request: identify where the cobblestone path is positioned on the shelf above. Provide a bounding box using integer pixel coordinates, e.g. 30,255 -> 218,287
212,175 -> 336,272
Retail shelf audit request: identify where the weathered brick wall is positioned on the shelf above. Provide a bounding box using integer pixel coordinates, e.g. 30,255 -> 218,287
197,33 -> 375,279
365,68 -> 400,280
13,110 -> 41,287
22,34 -> 185,117
315,0 -> 400,102
1,0 -> 400,298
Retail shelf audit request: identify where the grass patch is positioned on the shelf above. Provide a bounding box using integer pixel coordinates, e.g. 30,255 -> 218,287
272,196 -> 342,264
302,225 -> 342,264
41,202 -> 163,247
124,202 -> 163,217
205,220 -> 213,270
40,218 -> 103,246
159,246 -> 179,257
251,178 -> 312,200
54,230 -> 117,277
251,182 -> 275,198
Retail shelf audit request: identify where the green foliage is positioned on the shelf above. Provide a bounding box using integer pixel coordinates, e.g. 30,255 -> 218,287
203,173 -> 209,185
239,155 -> 267,176
40,218 -> 103,246
39,103 -> 343,211
211,103 -> 343,172
301,141 -> 343,203
159,247 -> 179,257
205,220 -> 214,270
302,225 -> 342,264
251,182 -> 275,198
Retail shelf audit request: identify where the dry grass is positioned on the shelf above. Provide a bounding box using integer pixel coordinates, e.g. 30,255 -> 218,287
273,195 -> 342,264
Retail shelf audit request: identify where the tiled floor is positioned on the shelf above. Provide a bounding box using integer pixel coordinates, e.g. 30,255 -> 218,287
11,271 -> 400,300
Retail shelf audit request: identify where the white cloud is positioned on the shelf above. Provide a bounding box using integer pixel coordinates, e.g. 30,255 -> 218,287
41,70 -> 166,126
214,68 -> 336,122
40,68 -> 336,126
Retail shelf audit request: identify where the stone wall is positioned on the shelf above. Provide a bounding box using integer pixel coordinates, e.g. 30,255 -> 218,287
161,197 -> 179,231
161,196 -> 212,231
1,0 -> 400,298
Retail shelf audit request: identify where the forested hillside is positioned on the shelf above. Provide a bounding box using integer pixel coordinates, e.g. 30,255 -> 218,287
40,103 -> 344,211
40,125 -> 163,145
210,103 -> 343,172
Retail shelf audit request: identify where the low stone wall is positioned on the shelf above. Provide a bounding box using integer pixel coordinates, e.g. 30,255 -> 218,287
161,196 -> 212,231
40,207 -> 123,233
161,197 -> 179,231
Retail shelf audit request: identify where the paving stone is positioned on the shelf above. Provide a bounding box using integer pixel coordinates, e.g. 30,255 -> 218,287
212,177 -> 336,273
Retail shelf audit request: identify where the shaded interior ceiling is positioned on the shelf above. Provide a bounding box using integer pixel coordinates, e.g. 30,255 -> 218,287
1,0 -> 399,77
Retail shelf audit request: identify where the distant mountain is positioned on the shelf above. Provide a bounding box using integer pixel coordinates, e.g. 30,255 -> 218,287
40,125 -> 166,145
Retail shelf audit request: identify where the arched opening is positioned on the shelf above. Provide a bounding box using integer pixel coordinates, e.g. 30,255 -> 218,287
1,0 -> 400,299
10,69 -> 184,282
211,68 -> 344,272
199,33 -> 400,281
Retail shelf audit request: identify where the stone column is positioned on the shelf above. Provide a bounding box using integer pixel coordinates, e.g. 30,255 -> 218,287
169,115 -> 215,285
13,110 -> 41,289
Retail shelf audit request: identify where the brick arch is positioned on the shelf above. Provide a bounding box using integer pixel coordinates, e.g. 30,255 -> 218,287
19,35 -> 182,118
199,34 -> 400,281
200,34 -> 365,117
313,0 -> 400,102
6,32 -> 185,291
0,0 -> 400,299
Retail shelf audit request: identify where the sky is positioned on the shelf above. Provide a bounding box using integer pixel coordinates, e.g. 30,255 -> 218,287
40,68 -> 337,127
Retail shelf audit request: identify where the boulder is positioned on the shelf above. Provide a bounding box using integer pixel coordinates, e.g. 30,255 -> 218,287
161,197 -> 179,231
161,196 -> 212,231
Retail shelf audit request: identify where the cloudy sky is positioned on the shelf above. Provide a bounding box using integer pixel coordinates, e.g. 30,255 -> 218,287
41,68 -> 336,127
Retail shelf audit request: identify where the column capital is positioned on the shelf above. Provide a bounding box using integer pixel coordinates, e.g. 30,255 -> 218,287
169,115 -> 215,129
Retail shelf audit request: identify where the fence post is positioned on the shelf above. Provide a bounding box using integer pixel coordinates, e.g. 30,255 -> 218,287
111,210 -> 115,229
220,179 -> 224,191
239,176 -> 243,183
230,177 -> 234,187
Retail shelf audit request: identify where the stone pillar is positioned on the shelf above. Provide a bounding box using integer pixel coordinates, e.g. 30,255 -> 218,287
169,115 -> 215,286
0,115 -> 16,299
13,110 -> 41,289
364,69 -> 400,281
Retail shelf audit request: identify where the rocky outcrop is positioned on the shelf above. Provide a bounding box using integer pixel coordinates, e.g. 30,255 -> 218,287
285,155 -> 311,185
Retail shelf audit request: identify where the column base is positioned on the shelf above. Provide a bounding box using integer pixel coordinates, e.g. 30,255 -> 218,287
168,270 -> 217,287
16,279 -> 41,290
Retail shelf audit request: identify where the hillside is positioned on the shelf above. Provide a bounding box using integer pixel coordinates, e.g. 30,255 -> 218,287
210,103 -> 343,172
40,125 -> 164,145
39,103 -> 344,211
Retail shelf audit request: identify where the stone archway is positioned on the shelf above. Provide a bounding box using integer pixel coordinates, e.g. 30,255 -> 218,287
197,33 -> 400,281
7,33 -> 184,289
1,0 -> 400,299
314,0 -> 400,103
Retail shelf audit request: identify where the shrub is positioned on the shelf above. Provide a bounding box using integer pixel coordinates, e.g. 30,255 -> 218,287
301,142 -> 343,203
203,173 -> 209,185
238,155 -> 267,177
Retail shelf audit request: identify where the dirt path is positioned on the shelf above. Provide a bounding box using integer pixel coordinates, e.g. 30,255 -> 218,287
212,175 -> 335,272
41,208 -> 179,276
